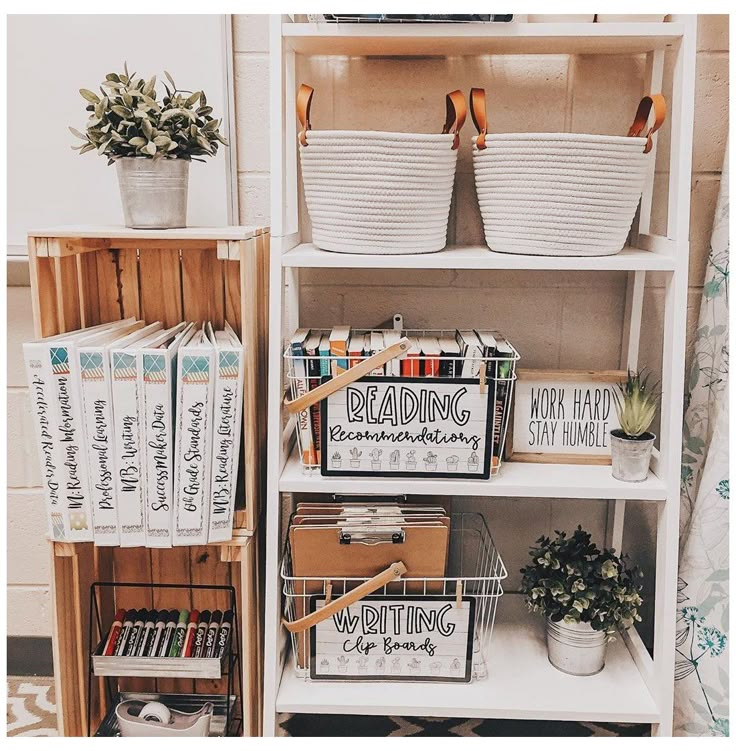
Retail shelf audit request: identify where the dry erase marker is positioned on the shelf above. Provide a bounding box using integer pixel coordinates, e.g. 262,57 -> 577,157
103,609 -> 126,656
193,610 -> 211,658
214,610 -> 233,658
204,610 -> 222,658
168,609 -> 190,657
149,610 -> 168,657
138,609 -> 158,656
182,609 -> 200,657
158,610 -> 179,657
125,609 -> 147,657
114,609 -> 137,656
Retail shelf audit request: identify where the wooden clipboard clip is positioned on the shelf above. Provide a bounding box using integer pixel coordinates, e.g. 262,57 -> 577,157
284,336 -> 411,415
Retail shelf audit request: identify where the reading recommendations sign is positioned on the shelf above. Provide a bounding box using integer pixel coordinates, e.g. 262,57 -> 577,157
320,377 -> 493,478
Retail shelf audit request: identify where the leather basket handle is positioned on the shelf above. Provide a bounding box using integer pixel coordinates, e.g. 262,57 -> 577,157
282,561 -> 408,634
442,90 -> 467,150
627,94 -> 667,153
470,87 -> 488,150
297,83 -> 314,146
285,336 -> 411,415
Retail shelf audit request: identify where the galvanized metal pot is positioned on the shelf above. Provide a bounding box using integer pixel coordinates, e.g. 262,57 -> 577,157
546,617 -> 607,676
116,157 -> 189,229
610,429 -> 655,482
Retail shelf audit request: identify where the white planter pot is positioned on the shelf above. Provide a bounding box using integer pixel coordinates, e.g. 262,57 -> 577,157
546,618 -> 607,676
611,430 -> 655,482
116,157 -> 189,229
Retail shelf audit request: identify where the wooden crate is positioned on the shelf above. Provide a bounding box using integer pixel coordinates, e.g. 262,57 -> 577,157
27,226 -> 269,736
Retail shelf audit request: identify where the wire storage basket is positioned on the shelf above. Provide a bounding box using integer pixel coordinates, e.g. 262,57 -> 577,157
281,512 -> 507,682
284,328 -> 519,478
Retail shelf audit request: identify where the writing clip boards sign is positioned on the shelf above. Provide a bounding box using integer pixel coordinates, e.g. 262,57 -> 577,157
288,521 -> 450,669
320,376 -> 493,479
309,595 -> 475,683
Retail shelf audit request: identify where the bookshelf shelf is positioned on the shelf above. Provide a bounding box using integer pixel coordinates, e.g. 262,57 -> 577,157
279,443 -> 667,501
265,14 -> 697,738
281,243 -> 677,272
283,21 -> 683,56
276,594 -> 660,723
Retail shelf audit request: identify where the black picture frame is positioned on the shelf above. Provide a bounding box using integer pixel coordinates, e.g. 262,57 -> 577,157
308,594 -> 476,683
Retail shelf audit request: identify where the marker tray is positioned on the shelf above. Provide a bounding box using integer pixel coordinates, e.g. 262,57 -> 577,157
92,641 -> 228,679
95,692 -> 237,737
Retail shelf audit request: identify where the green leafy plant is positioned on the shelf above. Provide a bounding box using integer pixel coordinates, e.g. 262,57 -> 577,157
520,527 -> 644,639
70,65 -> 228,165
612,369 -> 659,438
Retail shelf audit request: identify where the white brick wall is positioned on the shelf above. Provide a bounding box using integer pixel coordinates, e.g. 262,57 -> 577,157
6,14 -> 728,640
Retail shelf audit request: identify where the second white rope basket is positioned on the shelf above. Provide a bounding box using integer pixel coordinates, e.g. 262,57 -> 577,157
470,89 -> 666,257
297,84 -> 466,255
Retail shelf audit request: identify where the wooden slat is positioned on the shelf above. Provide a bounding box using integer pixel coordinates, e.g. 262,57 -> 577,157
150,548 -> 194,695
112,549 -> 153,693
76,252 -> 102,328
117,249 -> 141,319
90,547 -> 115,727
48,237 -> 111,258
138,248 -> 182,327
180,248 -> 225,328
52,256 -> 82,332
28,237 -> 59,337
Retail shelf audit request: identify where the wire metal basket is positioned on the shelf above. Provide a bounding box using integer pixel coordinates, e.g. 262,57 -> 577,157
281,512 -> 507,682
284,328 -> 519,477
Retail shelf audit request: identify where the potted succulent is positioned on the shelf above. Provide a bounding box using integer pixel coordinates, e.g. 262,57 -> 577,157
424,451 -> 438,472
446,455 -> 459,472
611,370 -> 659,482
70,65 -> 228,229
369,448 -> 383,470
331,451 -> 342,469
520,527 -> 644,676
389,449 -> 400,471
468,451 -> 480,472
405,450 -> 417,471
349,447 -> 362,469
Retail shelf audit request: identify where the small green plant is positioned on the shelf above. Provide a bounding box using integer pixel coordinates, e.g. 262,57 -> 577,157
613,369 -> 659,438
70,64 -> 228,165
520,527 -> 644,639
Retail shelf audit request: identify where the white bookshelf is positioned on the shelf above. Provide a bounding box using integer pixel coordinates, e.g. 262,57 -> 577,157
265,16 -> 696,737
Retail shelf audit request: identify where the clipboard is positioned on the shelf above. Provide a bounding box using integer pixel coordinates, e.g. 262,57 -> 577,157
286,514 -> 450,668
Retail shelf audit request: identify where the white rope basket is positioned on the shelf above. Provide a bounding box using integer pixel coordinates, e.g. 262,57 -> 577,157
297,85 -> 467,255
469,89 -> 666,257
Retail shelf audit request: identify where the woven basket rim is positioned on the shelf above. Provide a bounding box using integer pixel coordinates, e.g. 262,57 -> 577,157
473,133 -> 648,145
304,130 -> 456,141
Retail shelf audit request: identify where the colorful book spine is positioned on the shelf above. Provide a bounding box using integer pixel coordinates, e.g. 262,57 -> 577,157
111,348 -> 147,547
290,329 -> 317,466
24,343 -> 68,540
79,346 -> 120,545
173,330 -> 215,546
207,324 -> 245,543
304,332 -> 323,463
329,325 -> 350,376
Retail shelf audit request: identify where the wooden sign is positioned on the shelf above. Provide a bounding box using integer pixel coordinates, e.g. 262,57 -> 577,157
320,376 -> 493,478
509,369 -> 626,464
310,596 -> 475,682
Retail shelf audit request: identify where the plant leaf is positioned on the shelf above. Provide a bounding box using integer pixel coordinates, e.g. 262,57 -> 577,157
164,70 -> 177,91
80,88 -> 100,104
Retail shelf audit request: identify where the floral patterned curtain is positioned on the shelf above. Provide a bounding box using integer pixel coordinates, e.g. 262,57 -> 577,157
675,143 -> 729,737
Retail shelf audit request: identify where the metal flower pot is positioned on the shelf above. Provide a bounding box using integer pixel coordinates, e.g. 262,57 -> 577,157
116,157 -> 189,229
546,617 -> 607,676
610,430 -> 655,482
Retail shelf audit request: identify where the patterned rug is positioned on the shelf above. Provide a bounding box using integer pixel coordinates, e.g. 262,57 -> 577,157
6,678 -> 649,736
7,678 -> 58,736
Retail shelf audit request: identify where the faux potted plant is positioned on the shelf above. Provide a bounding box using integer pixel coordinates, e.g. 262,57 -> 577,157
71,65 -> 228,229
520,527 -> 644,676
611,370 -> 659,482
